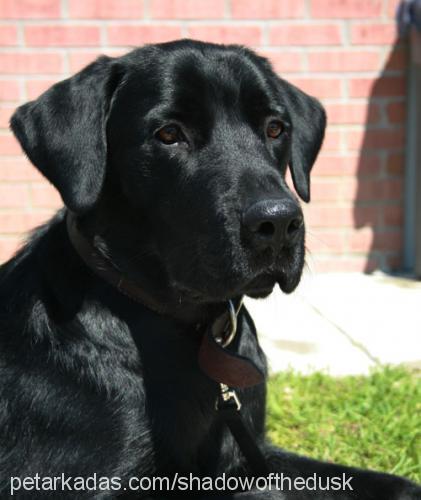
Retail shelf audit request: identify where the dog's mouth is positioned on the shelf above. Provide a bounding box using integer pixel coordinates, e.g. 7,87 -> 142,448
166,228 -> 306,305
172,268 -> 299,304
173,279 -> 275,303
241,274 -> 278,298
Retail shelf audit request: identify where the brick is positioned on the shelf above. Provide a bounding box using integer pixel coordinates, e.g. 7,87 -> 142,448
289,78 -> 342,98
68,50 -> 124,72
25,26 -> 100,47
269,24 -> 342,45
0,212 -> 50,234
0,53 -> 63,74
356,155 -> 383,175
387,102 -> 406,124
0,158 -> 43,181
382,206 -> 404,226
382,178 -> 403,200
372,231 -> 402,252
308,51 -> 381,72
259,51 -> 303,73
386,47 -> 407,70
311,0 -> 382,18
306,205 -> 381,228
0,25 -> 18,46
31,183 -> 62,208
347,227 -> 374,252
386,152 -> 405,175
387,0 -> 401,17
69,0 -> 143,18
315,155 -> 381,176
351,23 -> 397,45
353,206 -> 381,227
349,77 -> 406,98
108,25 -> 182,45
187,25 -> 262,45
306,206 -> 354,227
325,103 -> 380,125
306,230 -> 345,253
342,179 -> 374,201
0,80 -> 20,101
0,0 -> 60,18
26,79 -> 61,99
0,104 -> 14,129
231,0 -> 305,19
343,178 -> 403,201
311,257 -> 378,273
0,184 -> 28,208
68,51 -> 103,72
347,129 -> 405,151
0,238 -> 21,263
0,134 -> 22,155
310,180 -> 341,201
151,0 -> 224,19
320,129 -> 342,151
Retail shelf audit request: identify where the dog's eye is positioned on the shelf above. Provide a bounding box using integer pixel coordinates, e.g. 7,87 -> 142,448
156,124 -> 184,145
266,120 -> 284,139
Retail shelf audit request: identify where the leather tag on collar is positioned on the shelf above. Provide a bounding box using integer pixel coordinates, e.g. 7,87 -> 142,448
198,311 -> 265,389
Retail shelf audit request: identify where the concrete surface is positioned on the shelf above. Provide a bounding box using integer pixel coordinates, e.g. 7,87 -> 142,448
245,272 -> 421,376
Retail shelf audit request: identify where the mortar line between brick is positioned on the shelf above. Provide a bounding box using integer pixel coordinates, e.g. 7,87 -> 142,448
225,0 -> 231,20
61,0 -> 69,18
143,0 -> 151,20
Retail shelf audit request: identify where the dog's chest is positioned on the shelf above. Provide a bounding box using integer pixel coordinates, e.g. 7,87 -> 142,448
84,307 -> 266,478
122,312 -> 267,476
132,326 -> 223,472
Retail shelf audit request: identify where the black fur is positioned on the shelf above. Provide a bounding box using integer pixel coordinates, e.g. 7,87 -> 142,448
1,40 -> 419,499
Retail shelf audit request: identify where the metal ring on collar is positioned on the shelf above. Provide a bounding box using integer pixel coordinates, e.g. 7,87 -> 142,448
221,298 -> 243,348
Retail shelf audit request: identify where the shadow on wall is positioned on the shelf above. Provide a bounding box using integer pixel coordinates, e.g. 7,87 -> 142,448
353,42 -> 407,273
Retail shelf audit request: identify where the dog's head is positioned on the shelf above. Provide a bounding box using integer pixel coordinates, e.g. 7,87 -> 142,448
11,40 -> 325,305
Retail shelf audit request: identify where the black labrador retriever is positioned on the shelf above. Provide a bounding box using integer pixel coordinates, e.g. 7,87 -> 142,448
1,39 -> 419,499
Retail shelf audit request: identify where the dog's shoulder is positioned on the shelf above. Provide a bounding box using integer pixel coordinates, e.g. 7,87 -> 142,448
0,214 -> 153,487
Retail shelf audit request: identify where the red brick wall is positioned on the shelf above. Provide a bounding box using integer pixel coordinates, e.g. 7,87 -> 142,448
0,0 -> 406,272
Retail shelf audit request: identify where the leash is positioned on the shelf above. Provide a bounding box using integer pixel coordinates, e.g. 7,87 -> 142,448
66,212 -> 269,477
203,299 -> 270,477
217,386 -> 269,476
198,299 -> 264,388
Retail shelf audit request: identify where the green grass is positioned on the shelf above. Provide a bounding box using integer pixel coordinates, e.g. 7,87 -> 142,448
266,366 -> 421,482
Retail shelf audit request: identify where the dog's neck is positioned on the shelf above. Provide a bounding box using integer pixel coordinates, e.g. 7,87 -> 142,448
67,211 -> 226,325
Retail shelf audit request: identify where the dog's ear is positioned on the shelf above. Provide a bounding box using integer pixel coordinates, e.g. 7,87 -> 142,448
10,56 -> 124,214
276,78 -> 326,202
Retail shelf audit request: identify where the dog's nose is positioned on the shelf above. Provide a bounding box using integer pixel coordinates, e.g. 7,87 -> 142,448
243,199 -> 303,248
